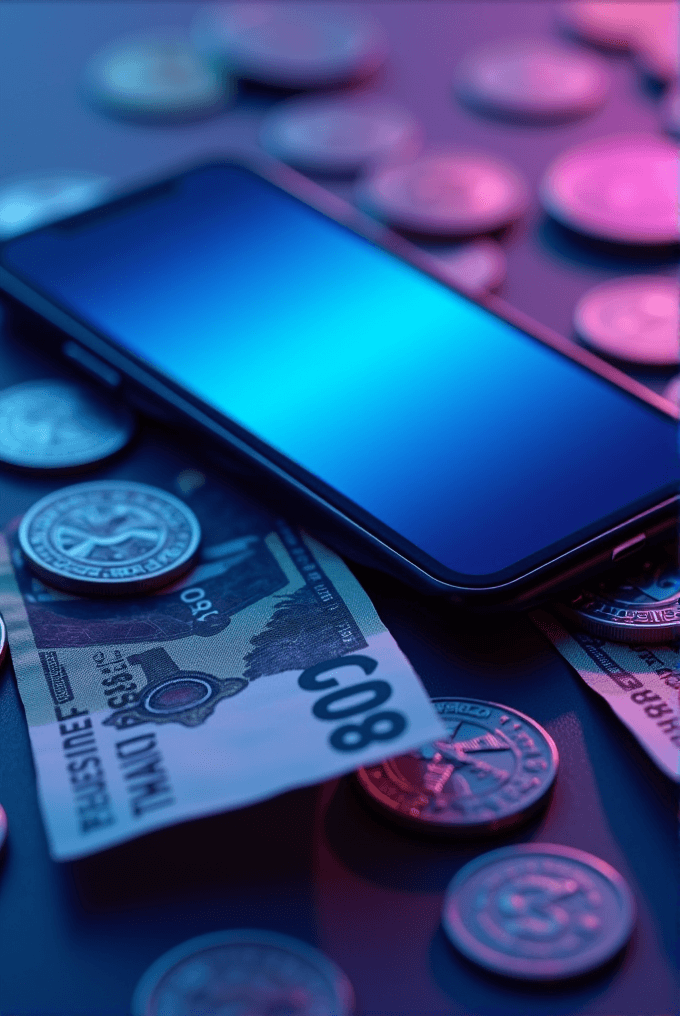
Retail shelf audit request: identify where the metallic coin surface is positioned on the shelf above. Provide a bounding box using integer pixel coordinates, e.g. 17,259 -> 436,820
358,152 -> 529,236
573,276 -> 680,365
0,380 -> 135,471
0,803 -> 7,855
432,240 -> 507,295
193,2 -> 386,89
540,135 -> 680,245
455,39 -> 609,122
19,481 -> 201,596
442,843 -> 635,980
260,96 -> 421,175
0,615 -> 7,670
663,373 -> 680,406
131,929 -> 355,1016
356,698 -> 558,835
84,34 -> 229,120
558,543 -> 680,643
0,172 -> 109,239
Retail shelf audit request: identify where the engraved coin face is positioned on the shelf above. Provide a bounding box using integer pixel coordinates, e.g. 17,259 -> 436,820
84,34 -> 229,120
573,276 -> 679,365
442,843 -> 635,980
260,96 -> 421,175
558,543 -> 680,643
131,929 -> 355,1016
0,614 -> 7,670
359,152 -> 529,236
0,380 -> 135,470
0,172 -> 109,239
193,2 -> 386,89
0,803 -> 7,855
356,698 -> 558,835
19,481 -> 201,596
455,39 -> 609,122
432,240 -> 507,295
540,135 -> 680,245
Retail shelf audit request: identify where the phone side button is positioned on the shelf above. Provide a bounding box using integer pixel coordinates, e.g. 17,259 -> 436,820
62,340 -> 121,388
611,533 -> 646,562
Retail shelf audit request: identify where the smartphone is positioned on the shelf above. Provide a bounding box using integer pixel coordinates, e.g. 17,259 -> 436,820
0,160 -> 677,607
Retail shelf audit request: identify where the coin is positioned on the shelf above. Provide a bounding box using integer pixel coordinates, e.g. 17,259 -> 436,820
19,481 -> 201,596
84,34 -> 229,121
0,172 -> 109,239
0,804 -> 7,855
455,39 -> 609,122
558,543 -> 680,643
540,135 -> 680,245
431,240 -> 507,295
358,152 -> 529,236
557,2 -> 661,51
573,276 -> 680,366
193,2 -> 386,89
260,95 -> 421,175
0,614 -> 7,670
442,843 -> 635,980
0,380 -> 135,471
632,5 -> 678,84
356,698 -> 558,836
131,929 -> 355,1016
663,373 -> 680,406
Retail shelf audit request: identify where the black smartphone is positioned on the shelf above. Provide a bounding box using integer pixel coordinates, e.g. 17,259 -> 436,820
0,160 -> 677,607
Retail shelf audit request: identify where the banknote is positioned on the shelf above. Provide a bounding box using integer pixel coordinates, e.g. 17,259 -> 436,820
0,470 -> 445,860
531,609 -> 680,782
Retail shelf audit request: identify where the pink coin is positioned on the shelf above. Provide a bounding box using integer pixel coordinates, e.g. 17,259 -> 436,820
663,374 -> 680,406
358,152 -> 529,236
432,240 -> 507,295
574,276 -> 680,365
540,135 -> 680,245
455,39 -> 609,122
634,10 -> 679,84
557,1 -> 663,51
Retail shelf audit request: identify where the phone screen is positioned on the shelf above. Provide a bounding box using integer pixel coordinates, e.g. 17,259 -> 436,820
2,164 -> 677,582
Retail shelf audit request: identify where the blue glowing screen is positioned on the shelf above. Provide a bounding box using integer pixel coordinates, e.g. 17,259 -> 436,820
3,165 -> 677,580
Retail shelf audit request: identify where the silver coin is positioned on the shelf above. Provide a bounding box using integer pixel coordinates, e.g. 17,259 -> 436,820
442,843 -> 635,980
0,614 -> 7,670
0,172 -> 109,239
84,33 -> 229,121
0,380 -> 135,471
558,542 -> 680,643
19,481 -> 201,596
540,135 -> 680,245
573,276 -> 679,366
193,2 -> 386,89
663,373 -> 680,406
131,929 -> 355,1016
455,39 -> 609,122
356,698 -> 558,836
0,803 -> 7,855
260,95 -> 421,175
358,151 -> 529,236
432,240 -> 507,295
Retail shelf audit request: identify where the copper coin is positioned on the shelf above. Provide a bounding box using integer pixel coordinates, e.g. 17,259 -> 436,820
358,152 -> 529,236
541,135 -> 679,245
573,276 -> 679,365
356,697 -> 558,835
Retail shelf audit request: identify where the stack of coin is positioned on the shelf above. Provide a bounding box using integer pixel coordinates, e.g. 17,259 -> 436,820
0,173 -> 109,239
131,929 -> 354,1016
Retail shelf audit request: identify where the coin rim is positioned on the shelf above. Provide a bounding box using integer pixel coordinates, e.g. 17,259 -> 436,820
130,928 -> 355,1016
442,842 -> 636,980
557,599 -> 680,643
355,697 -> 559,836
18,480 -> 201,595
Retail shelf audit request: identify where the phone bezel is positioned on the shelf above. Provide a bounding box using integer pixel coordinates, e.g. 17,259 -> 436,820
0,157 -> 677,602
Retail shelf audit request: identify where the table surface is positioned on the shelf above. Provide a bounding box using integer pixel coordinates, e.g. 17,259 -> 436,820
0,4 -> 678,1014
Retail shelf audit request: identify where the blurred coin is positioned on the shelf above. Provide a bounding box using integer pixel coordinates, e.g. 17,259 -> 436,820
442,843 -> 635,980
19,481 -> 201,596
131,929 -> 354,1016
632,4 -> 678,84
260,95 -> 421,175
573,276 -> 679,366
0,615 -> 7,670
663,373 -> 680,406
557,1 -> 662,51
84,33 -> 229,121
358,152 -> 529,236
558,543 -> 680,643
0,172 -> 109,239
356,698 -> 558,835
455,39 -> 609,122
0,380 -> 135,471
193,2 -> 386,89
540,135 -> 679,245
431,240 -> 507,295
0,804 -> 7,855
664,87 -> 680,138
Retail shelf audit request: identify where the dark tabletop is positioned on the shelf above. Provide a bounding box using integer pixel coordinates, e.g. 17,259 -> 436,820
0,4 -> 678,1014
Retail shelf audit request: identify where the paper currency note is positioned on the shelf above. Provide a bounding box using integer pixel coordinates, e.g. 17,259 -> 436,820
532,609 -> 680,782
0,474 -> 444,860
